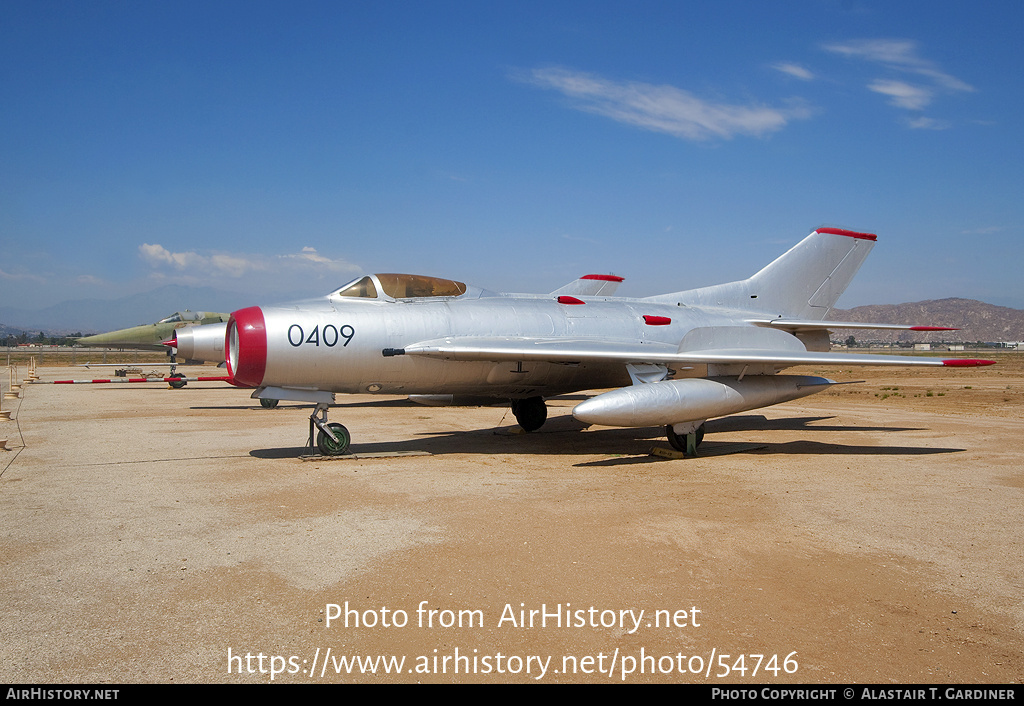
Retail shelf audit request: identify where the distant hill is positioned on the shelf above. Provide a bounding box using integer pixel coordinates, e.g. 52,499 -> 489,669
0,285 -> 257,335
830,298 -> 1024,343
1,323 -> 31,340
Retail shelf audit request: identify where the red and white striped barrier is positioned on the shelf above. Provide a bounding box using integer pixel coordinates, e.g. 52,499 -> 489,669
33,376 -> 234,385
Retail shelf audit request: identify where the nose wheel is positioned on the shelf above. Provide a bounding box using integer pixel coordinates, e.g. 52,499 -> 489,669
309,403 -> 351,455
317,423 -> 351,455
167,350 -> 187,388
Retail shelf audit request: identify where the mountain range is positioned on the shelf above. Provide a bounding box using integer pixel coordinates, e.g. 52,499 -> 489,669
829,298 -> 1024,344
0,285 -> 256,336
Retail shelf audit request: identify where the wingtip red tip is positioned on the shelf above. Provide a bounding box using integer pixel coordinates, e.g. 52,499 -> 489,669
942,359 -> 996,367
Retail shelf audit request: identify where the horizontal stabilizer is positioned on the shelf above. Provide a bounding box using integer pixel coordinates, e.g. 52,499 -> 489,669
749,318 -> 959,333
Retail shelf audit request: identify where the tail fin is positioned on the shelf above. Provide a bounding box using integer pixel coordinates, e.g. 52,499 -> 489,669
648,227 -> 876,320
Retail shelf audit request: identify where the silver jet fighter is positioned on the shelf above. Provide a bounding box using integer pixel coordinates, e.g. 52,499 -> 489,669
166,272 -> 625,368
223,228 -> 994,456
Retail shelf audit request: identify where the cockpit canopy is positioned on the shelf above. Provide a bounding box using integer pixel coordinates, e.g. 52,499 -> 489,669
157,311 -> 211,324
332,273 -> 468,300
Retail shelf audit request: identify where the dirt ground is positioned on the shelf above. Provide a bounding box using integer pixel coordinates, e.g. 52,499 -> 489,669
1,353 -> 1021,684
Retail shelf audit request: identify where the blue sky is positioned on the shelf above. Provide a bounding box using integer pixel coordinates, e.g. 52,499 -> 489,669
2,0 -> 1022,315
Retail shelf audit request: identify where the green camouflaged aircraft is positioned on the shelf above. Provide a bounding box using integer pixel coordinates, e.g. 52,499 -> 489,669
77,311 -> 229,351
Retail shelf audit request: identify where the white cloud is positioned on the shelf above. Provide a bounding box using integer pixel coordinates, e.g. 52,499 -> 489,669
522,67 -> 812,141
821,38 -> 974,128
209,253 -> 259,278
905,116 -> 951,131
286,247 -> 338,266
0,267 -> 46,285
772,62 -> 815,81
139,243 -> 206,269
821,38 -> 973,92
139,244 -> 360,280
823,38 -> 920,65
75,274 -> 108,286
867,79 -> 934,110
825,39 -> 973,96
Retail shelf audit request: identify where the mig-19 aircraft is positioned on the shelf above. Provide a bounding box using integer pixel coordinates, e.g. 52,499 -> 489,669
221,227 -> 994,456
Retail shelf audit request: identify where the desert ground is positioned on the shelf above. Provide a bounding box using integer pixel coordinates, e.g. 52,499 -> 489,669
1,353 -> 1021,683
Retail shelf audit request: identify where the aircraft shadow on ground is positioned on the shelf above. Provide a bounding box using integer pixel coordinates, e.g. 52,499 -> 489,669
709,414 -> 926,434
248,412 -> 962,463
189,398 -> 425,412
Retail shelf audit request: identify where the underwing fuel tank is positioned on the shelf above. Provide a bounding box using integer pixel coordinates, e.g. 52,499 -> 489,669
571,375 -> 835,428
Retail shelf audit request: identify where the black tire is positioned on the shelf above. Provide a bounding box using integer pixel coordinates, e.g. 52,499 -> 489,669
666,423 -> 705,453
511,397 -> 547,432
168,376 -> 187,389
316,423 -> 351,455
260,398 -> 279,409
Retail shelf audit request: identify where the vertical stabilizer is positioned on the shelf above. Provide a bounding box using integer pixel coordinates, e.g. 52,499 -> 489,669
649,227 -> 876,320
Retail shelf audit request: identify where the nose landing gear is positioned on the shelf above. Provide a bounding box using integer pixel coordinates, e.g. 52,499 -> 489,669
309,403 -> 351,455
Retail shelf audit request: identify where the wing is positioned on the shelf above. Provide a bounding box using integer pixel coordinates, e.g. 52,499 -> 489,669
384,325 -> 995,369
549,274 -> 624,297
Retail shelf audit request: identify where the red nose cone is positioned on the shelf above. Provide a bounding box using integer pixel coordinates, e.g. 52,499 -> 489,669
226,306 -> 267,387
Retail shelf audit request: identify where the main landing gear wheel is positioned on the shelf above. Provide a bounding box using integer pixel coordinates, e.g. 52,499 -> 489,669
511,396 -> 547,432
666,423 -> 705,456
168,376 -> 187,389
260,398 -> 279,409
316,423 -> 351,456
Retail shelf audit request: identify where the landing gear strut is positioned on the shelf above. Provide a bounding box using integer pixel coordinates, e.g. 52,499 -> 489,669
309,403 -> 350,455
167,349 -> 187,388
510,396 -> 547,432
666,423 -> 705,457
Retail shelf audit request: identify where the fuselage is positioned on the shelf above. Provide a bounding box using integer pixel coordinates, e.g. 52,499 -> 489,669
227,281 -> 746,399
